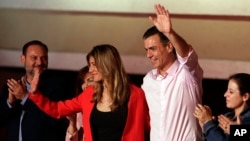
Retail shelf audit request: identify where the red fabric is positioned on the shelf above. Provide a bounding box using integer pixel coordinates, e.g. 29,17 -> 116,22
29,84 -> 150,141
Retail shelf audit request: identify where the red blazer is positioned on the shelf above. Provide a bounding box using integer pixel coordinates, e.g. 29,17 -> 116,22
29,84 -> 150,141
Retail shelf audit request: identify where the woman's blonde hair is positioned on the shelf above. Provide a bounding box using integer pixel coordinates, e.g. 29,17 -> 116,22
87,44 -> 130,111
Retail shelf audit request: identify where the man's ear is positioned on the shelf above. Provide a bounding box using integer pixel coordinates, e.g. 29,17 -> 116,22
20,55 -> 25,65
167,42 -> 174,53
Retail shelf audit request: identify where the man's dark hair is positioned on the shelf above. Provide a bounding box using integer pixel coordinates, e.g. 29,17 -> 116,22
143,26 -> 170,46
22,40 -> 48,55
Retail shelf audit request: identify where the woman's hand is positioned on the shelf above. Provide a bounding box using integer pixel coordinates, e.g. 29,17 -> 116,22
218,114 -> 242,134
194,104 -> 213,126
30,68 -> 41,93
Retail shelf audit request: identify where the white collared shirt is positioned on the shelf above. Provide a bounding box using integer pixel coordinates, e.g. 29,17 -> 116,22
142,49 -> 203,141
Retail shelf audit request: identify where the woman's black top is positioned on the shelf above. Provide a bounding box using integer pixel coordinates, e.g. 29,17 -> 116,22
90,103 -> 128,141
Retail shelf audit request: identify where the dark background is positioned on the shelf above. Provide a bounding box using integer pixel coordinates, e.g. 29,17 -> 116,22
0,66 -> 230,139
0,66 -> 229,115
0,66 -> 229,116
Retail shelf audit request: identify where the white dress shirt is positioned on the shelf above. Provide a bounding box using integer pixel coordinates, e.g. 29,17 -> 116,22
142,49 -> 204,141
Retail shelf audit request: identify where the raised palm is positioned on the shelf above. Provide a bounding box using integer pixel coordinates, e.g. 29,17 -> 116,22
30,68 -> 41,93
149,4 -> 172,34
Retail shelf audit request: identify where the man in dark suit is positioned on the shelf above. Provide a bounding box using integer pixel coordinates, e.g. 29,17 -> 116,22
0,40 -> 74,141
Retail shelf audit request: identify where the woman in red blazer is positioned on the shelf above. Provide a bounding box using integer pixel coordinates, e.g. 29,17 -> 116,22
10,44 -> 150,141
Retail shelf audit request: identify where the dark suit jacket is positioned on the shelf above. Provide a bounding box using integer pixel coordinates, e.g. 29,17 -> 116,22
0,70 -> 76,141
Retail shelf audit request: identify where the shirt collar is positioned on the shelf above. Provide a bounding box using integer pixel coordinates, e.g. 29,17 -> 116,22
151,60 -> 180,80
23,75 -> 31,91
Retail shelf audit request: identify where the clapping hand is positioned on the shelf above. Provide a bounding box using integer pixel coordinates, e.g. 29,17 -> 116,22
193,104 -> 213,127
7,77 -> 27,100
218,114 -> 242,134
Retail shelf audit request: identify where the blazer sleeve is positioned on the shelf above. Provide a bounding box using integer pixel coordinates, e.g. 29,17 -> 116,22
28,87 -> 94,119
0,84 -> 23,126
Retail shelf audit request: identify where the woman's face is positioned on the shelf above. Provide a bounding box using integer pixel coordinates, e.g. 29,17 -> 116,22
224,80 -> 245,110
88,56 -> 103,82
